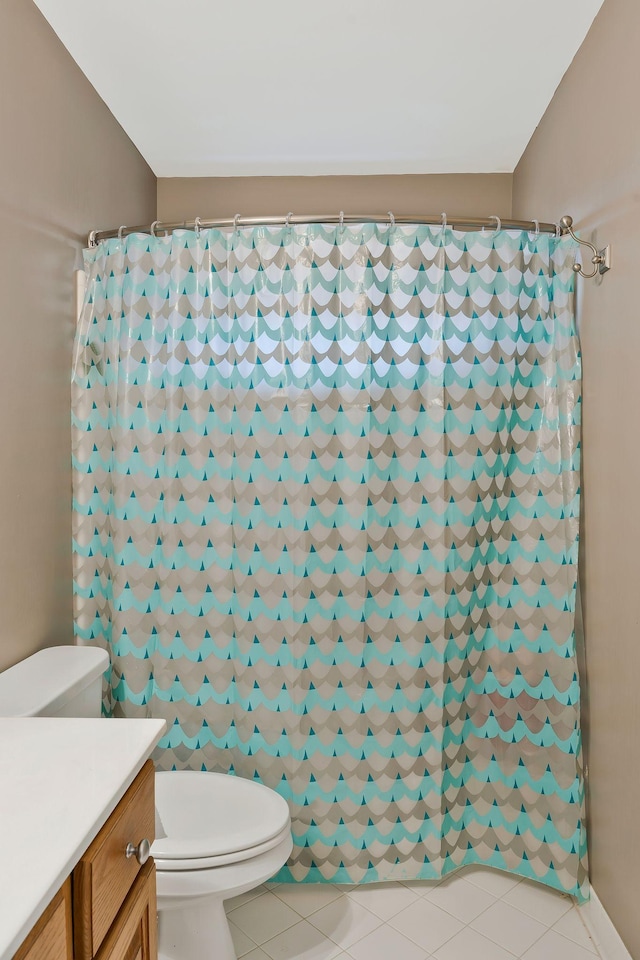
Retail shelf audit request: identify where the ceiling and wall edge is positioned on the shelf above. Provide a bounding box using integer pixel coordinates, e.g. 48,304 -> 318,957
32,0 -> 604,182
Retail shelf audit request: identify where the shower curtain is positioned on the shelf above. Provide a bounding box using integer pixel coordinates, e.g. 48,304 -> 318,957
72,222 -> 587,899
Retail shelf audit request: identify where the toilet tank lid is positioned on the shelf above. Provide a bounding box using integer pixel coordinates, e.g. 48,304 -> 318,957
0,645 -> 109,717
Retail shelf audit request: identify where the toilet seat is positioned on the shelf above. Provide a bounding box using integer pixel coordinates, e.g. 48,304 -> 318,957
154,822 -> 292,871
152,771 -> 291,871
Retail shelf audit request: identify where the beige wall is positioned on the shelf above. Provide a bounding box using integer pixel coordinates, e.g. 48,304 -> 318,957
513,0 -> 640,954
157,173 -> 512,223
0,1 -> 156,673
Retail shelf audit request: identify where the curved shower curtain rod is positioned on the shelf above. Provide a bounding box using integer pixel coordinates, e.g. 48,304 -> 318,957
88,212 -> 610,280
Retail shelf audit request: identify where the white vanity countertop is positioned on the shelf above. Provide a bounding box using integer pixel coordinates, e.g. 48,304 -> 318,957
0,717 -> 166,960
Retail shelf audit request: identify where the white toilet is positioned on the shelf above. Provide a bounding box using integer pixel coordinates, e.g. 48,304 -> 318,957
0,645 -> 293,960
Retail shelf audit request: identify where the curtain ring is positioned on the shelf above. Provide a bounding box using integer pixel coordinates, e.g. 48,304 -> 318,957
285,211 -> 293,228
150,220 -> 159,237
387,211 -> 395,230
339,210 -> 344,228
555,222 -> 561,238
441,212 -> 447,232
489,215 -> 502,232
233,213 -> 241,234
118,225 -> 127,242
194,217 -> 202,236
531,219 -> 540,238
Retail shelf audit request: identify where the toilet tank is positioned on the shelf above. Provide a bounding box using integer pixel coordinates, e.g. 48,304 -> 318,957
0,645 -> 109,718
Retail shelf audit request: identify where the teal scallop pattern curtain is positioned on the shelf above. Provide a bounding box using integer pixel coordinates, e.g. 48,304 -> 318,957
72,223 -> 587,898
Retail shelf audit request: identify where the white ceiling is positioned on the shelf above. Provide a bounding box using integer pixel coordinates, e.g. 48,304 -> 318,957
33,0 -> 604,178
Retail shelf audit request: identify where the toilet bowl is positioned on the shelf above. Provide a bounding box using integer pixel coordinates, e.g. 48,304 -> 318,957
0,646 -> 293,960
153,770 -> 292,960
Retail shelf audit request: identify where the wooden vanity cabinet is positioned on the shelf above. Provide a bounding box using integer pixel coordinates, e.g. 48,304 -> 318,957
12,881 -> 73,960
13,761 -> 157,960
73,760 -> 156,960
92,862 -> 157,960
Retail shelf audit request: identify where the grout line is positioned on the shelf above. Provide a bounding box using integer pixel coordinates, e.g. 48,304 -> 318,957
226,889 -> 302,949
269,881 -> 343,918
479,895 -> 560,958
551,924 -> 601,959
225,885 -> 270,915
323,909 -> 384,953
226,881 -> 589,960
574,902 -> 606,960
228,918 -> 259,958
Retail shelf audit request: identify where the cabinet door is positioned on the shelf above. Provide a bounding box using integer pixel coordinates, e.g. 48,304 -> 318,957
94,862 -> 157,960
13,880 -> 72,960
74,761 -> 155,960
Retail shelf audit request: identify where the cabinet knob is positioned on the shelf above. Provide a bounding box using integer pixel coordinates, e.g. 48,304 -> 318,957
125,838 -> 151,865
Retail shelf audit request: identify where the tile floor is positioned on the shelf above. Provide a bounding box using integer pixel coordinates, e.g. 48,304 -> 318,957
224,868 -> 601,960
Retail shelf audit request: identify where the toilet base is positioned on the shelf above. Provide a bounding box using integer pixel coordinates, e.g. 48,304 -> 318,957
155,832 -> 293,960
158,894 -> 235,960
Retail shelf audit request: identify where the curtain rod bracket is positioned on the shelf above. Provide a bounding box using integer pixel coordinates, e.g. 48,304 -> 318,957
560,215 -> 611,279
